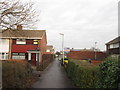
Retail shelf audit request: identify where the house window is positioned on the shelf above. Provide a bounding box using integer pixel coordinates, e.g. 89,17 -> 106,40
33,40 -> 38,44
16,39 -> 26,44
2,53 -> 4,59
110,44 -> 113,49
110,43 -> 119,49
12,53 -> 25,59
113,43 -> 119,48
0,53 -> 8,60
46,50 -> 50,52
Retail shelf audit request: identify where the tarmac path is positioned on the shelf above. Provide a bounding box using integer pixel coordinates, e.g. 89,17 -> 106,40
32,58 -> 74,88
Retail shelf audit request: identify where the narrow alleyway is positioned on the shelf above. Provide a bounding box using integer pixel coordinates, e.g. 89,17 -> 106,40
32,58 -> 74,88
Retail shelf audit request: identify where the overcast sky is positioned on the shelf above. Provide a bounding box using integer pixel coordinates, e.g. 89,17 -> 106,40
24,0 -> 119,51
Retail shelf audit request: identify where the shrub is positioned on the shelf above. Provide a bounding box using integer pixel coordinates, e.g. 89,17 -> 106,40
2,60 -> 33,88
66,56 -> 120,88
66,60 -> 98,88
97,56 -> 120,88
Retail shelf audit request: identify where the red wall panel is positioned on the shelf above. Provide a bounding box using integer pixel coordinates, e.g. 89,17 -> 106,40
12,45 -> 38,53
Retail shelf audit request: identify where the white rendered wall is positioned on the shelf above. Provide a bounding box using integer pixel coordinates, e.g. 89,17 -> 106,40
0,39 -> 9,53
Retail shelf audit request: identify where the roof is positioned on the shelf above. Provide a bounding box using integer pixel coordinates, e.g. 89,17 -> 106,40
106,36 -> 120,45
47,45 -> 53,50
71,49 -> 94,51
1,29 -> 46,39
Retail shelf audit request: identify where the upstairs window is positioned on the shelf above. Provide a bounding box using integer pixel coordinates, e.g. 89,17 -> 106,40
33,40 -> 38,45
110,43 -> 119,49
16,39 -> 26,44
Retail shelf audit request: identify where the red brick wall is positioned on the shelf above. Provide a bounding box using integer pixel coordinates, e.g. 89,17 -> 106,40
26,39 -> 34,44
67,51 -> 107,60
38,32 -> 47,62
91,60 -> 103,65
12,39 -> 16,44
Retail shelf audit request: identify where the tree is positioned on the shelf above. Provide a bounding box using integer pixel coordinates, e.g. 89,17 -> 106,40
0,0 -> 38,30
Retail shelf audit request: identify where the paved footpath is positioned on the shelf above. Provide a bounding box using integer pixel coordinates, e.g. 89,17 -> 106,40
32,58 -> 74,88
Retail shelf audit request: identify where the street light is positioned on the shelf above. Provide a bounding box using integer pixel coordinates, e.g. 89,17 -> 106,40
59,33 -> 64,65
95,42 -> 97,60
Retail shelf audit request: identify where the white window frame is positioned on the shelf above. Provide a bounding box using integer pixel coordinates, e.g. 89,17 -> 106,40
0,52 -> 8,60
46,50 -> 50,52
12,53 -> 25,60
33,40 -> 38,45
16,39 -> 26,44
110,43 -> 119,49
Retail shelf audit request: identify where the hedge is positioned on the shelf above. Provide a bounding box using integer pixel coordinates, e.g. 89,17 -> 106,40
66,60 -> 98,88
66,55 -> 120,88
2,60 -> 33,88
97,56 -> 120,88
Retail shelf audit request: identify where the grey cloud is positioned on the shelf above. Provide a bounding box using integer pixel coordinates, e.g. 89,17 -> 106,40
26,0 -> 118,51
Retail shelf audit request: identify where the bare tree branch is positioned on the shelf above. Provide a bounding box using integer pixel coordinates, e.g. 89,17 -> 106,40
0,0 -> 39,30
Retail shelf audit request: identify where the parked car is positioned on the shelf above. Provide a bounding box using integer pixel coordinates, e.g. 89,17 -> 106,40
64,57 -> 68,64
61,57 -> 69,67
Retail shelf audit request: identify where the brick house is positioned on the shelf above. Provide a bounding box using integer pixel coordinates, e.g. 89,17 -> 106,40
46,45 -> 54,54
106,36 -> 120,55
1,25 -> 47,65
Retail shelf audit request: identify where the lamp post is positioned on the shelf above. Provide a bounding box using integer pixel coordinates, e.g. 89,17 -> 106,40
59,33 -> 64,65
95,42 -> 97,60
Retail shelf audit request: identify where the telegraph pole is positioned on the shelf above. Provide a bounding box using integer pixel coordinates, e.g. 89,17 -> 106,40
60,33 -> 64,65
95,42 -> 97,60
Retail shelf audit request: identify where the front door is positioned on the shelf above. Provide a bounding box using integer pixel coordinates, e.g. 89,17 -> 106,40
31,53 -> 36,65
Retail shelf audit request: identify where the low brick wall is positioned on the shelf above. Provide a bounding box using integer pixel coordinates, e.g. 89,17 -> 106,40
1,59 -> 27,63
91,60 -> 103,65
67,51 -> 107,60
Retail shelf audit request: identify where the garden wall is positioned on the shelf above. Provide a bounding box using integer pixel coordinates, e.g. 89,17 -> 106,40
67,51 -> 107,60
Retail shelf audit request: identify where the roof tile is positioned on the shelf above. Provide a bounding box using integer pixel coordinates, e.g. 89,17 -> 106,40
1,30 -> 46,39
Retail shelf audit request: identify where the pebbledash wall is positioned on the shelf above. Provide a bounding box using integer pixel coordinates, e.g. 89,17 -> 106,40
0,32 -> 2,89
0,39 -> 9,60
67,51 -> 107,60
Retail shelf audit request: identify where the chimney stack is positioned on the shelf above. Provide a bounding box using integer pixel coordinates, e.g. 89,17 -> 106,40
17,24 -> 22,30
